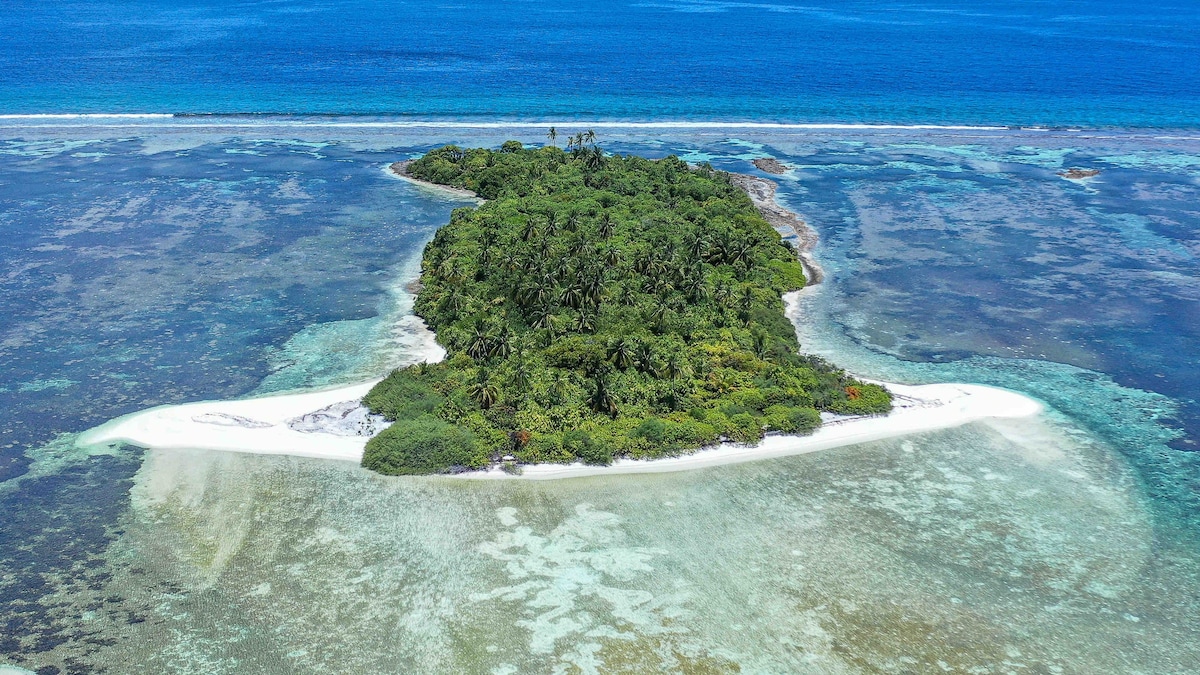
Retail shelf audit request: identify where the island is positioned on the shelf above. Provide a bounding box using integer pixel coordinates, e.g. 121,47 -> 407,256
362,141 -> 890,475
77,141 -> 1043,479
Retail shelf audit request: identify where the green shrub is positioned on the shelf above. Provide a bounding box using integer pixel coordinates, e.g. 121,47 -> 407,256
363,369 -> 443,421
516,433 -> 574,464
362,417 -> 486,475
764,405 -> 821,434
563,430 -> 615,465
727,412 -> 765,444
828,383 -> 892,416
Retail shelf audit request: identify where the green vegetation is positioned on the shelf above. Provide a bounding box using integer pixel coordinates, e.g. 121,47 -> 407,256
363,140 -> 891,475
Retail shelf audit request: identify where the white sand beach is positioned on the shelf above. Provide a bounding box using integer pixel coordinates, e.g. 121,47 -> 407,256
79,377 -> 1041,478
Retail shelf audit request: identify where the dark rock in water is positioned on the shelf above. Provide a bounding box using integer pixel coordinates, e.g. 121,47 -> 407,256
287,401 -> 392,437
753,158 -> 789,175
1058,167 -> 1101,179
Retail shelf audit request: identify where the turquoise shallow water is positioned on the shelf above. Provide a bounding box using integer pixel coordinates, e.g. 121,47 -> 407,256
1,125 -> 1199,672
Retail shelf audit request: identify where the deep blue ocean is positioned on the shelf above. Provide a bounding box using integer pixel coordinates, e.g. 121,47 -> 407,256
3,0 -> 1200,127
3,1 -> 1200,673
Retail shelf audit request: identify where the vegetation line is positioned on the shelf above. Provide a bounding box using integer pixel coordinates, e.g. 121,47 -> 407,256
363,140 -> 890,475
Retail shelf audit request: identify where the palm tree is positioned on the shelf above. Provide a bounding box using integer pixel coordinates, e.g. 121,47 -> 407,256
752,332 -> 770,359
584,129 -> 596,145
521,216 -> 539,242
608,337 -> 635,370
635,342 -> 656,373
582,146 -> 604,170
598,212 -> 615,239
575,309 -> 597,333
549,371 -> 570,405
617,283 -> 637,306
437,257 -> 465,283
466,322 -> 492,361
589,374 -> 618,418
683,275 -> 709,303
664,353 -> 690,380
713,283 -> 734,308
649,300 -> 672,332
489,324 -> 512,359
547,126 -> 558,147
469,374 -> 499,409
560,283 -> 584,309
530,304 -> 554,329
519,282 -> 549,308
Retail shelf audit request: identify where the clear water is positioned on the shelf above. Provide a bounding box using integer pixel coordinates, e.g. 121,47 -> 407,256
2,124 -> 1198,672
4,0 -> 1200,670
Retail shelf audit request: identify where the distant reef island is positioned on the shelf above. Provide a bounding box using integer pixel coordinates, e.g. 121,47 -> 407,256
363,140 -> 891,475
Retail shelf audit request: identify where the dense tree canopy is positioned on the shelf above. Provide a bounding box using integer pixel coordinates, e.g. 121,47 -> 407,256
362,141 -> 890,475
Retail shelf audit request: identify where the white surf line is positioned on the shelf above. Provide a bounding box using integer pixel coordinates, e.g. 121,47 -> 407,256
76,379 -> 1042,477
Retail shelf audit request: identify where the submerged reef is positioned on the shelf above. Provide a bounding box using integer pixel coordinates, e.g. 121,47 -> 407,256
363,142 -> 890,474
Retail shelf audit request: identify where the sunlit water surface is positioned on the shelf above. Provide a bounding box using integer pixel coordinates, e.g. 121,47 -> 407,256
2,125 -> 1199,673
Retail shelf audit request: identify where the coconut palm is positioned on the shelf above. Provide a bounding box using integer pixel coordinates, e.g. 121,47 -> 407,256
752,332 -> 770,359
560,283 -> 584,309
575,309 -> 597,333
589,374 -> 618,418
635,342 -> 656,373
466,322 -> 493,361
437,257 -> 465,283
530,304 -> 554,329
469,374 -> 499,409
664,353 -> 690,380
582,146 -> 604,170
547,126 -> 558,146
608,337 -> 635,370
521,217 -> 539,242
598,212 -> 615,239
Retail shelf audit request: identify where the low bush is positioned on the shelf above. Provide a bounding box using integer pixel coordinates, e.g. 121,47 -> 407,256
362,417 -> 486,475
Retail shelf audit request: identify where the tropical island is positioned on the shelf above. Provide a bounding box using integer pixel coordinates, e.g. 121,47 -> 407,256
361,140 -> 891,475
77,140 -> 1043,480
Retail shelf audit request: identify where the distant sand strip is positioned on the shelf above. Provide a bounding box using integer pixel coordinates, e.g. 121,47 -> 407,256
385,160 -> 485,202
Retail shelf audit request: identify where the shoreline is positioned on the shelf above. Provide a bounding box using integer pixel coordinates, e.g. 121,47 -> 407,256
76,156 -> 1042,478
78,374 -> 1042,477
729,172 -> 825,285
385,160 -> 485,201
